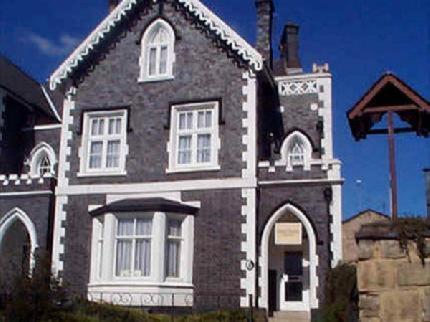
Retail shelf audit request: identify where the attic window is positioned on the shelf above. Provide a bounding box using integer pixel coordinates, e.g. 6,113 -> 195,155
139,19 -> 175,82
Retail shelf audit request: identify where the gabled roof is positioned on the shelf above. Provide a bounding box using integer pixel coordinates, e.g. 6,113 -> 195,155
0,55 -> 61,122
347,73 -> 430,140
342,209 -> 390,224
49,0 -> 264,90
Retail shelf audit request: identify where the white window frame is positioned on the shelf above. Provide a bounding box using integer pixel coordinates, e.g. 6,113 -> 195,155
139,19 -> 175,83
89,210 -> 194,299
78,110 -> 128,177
27,142 -> 56,178
167,101 -> 221,173
281,131 -> 313,172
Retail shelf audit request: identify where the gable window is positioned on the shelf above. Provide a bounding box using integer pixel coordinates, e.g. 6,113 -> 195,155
79,110 -> 128,176
139,19 -> 175,82
167,101 -> 220,173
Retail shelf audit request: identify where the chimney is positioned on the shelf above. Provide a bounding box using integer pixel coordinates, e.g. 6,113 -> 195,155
255,0 -> 274,68
425,169 -> 430,218
280,23 -> 303,74
109,0 -> 120,12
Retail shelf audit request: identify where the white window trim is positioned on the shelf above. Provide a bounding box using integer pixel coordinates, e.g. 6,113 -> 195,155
167,101 -> 221,173
138,19 -> 175,83
78,110 -> 129,177
281,131 -> 313,172
26,142 -> 57,178
89,210 -> 194,303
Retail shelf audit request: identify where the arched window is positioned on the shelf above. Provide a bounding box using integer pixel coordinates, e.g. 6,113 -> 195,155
27,142 -> 56,178
281,131 -> 312,171
139,19 -> 175,82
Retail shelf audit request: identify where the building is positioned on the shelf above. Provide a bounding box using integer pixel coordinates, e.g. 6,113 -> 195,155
342,210 -> 390,263
0,0 -> 343,319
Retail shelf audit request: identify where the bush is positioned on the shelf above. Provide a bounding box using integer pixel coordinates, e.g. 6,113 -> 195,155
319,263 -> 358,322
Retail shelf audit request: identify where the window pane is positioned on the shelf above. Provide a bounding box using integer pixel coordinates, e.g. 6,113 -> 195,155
178,113 -> 186,130
89,142 -> 103,169
168,219 -> 182,237
135,239 -> 151,277
136,219 -> 152,236
178,135 -> 192,164
197,134 -> 211,163
106,140 -> 120,168
116,240 -> 132,276
166,240 -> 180,278
39,156 -> 51,176
197,110 -> 212,129
159,45 -> 168,74
149,47 -> 157,76
91,119 -> 99,136
290,140 -> 305,166
108,118 -> 121,135
205,110 -> 212,128
186,112 -> 193,129
115,118 -> 122,134
117,219 -> 134,236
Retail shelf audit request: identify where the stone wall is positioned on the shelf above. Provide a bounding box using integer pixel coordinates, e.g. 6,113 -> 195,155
357,224 -> 430,322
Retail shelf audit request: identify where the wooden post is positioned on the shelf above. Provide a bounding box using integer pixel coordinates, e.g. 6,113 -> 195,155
387,111 -> 398,220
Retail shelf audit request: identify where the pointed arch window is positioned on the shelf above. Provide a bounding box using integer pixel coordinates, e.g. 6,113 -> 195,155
289,137 -> 305,167
139,19 -> 175,82
27,142 -> 56,178
281,131 -> 313,171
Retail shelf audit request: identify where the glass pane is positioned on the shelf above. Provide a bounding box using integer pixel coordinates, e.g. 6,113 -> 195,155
106,140 -> 120,168
186,112 -> 193,129
149,47 -> 157,76
108,117 -> 121,135
166,240 -> 181,278
135,239 -> 151,277
91,119 -> 98,136
168,219 -> 182,237
117,219 -> 134,236
178,135 -> 192,164
136,218 -> 152,236
197,110 -> 212,129
115,118 -> 122,134
159,45 -> 168,74
285,282 -> 303,302
97,119 -> 105,135
178,113 -> 186,130
89,142 -> 103,169
197,134 -> 211,163
39,156 -> 51,176
205,110 -> 212,128
116,240 -> 132,276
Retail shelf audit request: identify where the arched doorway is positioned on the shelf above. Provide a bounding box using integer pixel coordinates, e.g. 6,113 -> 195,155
260,203 -> 318,314
0,208 -> 38,289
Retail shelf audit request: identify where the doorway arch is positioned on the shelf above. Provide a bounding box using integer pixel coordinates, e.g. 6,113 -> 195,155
260,203 -> 318,311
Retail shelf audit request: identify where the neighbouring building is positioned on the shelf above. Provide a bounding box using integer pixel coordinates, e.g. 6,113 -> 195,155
0,0 -> 343,319
342,210 -> 390,264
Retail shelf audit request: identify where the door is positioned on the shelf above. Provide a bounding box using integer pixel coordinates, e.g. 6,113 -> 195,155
279,252 -> 309,311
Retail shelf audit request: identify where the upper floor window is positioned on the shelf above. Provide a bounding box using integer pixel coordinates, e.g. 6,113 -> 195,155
139,19 -> 175,82
27,142 -> 56,178
79,110 -> 128,176
167,101 -> 220,173
281,131 -> 312,171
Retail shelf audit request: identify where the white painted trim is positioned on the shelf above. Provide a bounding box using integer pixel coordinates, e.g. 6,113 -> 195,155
328,160 -> 343,267
0,190 -> 53,197
275,73 -> 332,82
22,124 -> 62,131
56,178 -> 257,196
49,0 -> 263,90
259,203 -> 319,311
40,85 -> 62,122
26,142 -> 57,177
316,75 -> 333,162
259,178 -> 344,186
139,18 -> 175,82
0,207 -> 38,272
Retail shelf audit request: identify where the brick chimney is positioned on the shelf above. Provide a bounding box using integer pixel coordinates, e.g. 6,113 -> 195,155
255,0 -> 274,68
280,23 -> 303,74
425,169 -> 430,218
109,0 -> 120,12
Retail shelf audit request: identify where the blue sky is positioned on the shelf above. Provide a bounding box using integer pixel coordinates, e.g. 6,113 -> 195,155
0,0 -> 428,218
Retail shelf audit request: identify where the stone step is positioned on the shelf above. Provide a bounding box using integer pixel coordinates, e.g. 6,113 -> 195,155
269,311 -> 310,322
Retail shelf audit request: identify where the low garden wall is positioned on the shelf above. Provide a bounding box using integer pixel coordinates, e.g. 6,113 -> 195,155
356,222 -> 430,322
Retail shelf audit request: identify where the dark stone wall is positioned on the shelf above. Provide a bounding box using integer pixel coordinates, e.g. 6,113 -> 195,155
257,184 -> 332,305
68,1 -> 246,185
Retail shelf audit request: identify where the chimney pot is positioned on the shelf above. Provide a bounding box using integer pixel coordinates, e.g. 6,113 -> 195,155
255,0 -> 274,68
280,22 -> 303,74
109,0 -> 120,13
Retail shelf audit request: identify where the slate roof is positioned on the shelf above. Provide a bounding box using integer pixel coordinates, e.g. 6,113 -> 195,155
0,54 -> 61,122
89,197 -> 200,217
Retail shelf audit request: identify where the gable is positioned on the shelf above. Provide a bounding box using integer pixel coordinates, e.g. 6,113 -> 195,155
49,0 -> 263,90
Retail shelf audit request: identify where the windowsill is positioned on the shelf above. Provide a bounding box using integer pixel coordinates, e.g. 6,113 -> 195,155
88,281 -> 193,288
166,165 -> 221,174
77,171 -> 127,178
138,75 -> 175,83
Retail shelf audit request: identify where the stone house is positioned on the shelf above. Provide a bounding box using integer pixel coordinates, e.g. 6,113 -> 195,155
342,210 -> 390,264
0,0 -> 343,319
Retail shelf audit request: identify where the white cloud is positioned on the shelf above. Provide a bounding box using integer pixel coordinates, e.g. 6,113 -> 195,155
25,32 -> 80,57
